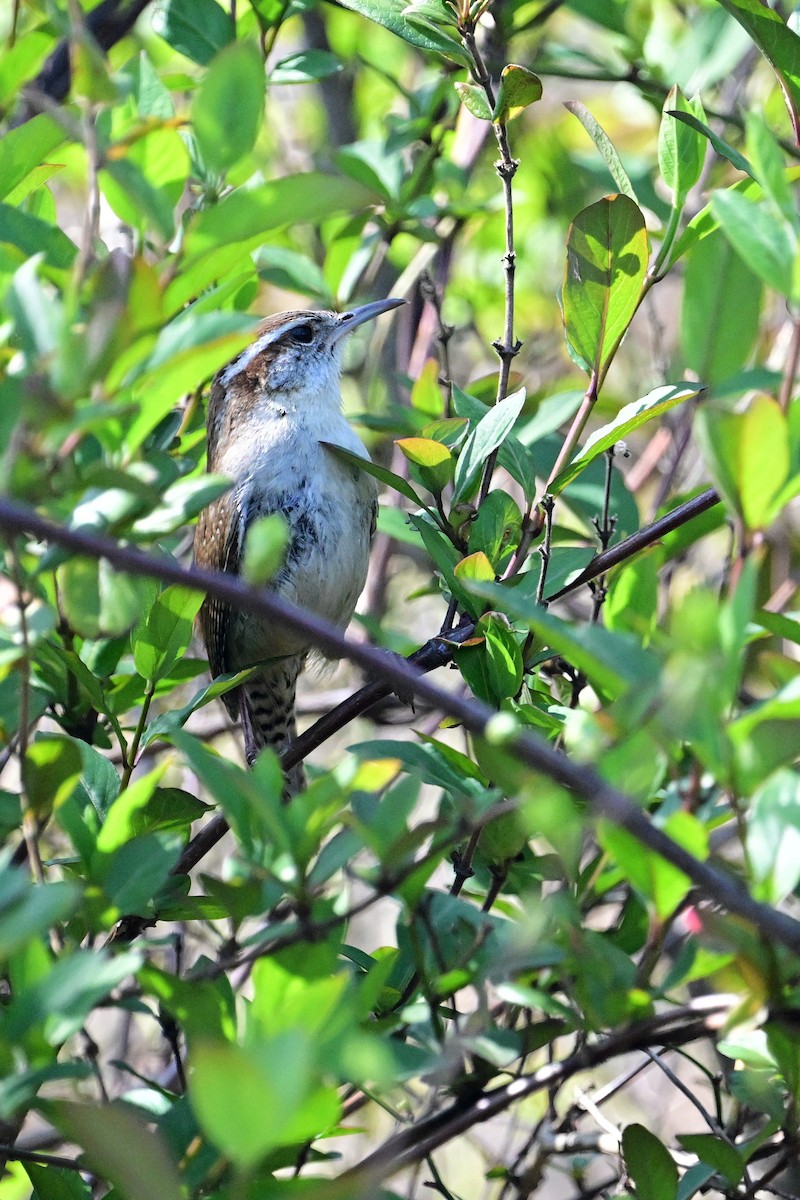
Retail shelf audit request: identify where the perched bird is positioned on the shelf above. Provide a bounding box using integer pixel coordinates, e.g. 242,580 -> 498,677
195,298 -> 404,793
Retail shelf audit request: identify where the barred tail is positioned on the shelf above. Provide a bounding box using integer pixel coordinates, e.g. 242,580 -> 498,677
239,657 -> 305,796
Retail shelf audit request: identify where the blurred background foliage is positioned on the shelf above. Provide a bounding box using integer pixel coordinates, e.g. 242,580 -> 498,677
2,0 -> 800,1197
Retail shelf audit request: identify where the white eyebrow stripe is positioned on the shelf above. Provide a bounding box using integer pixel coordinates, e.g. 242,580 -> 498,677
220,327 -> 281,385
218,317 -> 317,385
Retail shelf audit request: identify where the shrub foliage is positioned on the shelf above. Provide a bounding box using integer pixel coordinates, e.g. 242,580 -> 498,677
2,0 -> 800,1197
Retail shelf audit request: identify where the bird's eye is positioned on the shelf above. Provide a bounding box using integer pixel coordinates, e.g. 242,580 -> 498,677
289,323 -> 314,344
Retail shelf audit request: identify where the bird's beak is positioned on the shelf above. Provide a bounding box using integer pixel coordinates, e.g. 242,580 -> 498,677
328,297 -> 406,345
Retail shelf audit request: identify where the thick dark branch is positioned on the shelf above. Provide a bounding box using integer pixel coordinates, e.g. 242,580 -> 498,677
20,0 -> 154,117
3,494 -> 800,957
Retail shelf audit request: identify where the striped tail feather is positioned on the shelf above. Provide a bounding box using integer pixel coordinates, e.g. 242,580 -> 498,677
238,656 -> 305,796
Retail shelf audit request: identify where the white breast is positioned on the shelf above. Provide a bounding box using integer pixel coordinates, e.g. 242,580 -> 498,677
222,394 -> 377,663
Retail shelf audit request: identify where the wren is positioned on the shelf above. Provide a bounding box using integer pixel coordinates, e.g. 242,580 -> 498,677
195,298 -> 404,794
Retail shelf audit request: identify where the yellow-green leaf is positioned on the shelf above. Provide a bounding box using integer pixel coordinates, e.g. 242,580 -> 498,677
396,437 -> 452,469
454,552 -> 495,584
493,65 -> 542,124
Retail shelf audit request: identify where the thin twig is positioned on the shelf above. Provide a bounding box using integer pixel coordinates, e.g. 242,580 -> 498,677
457,19 -> 521,504
589,446 -> 617,621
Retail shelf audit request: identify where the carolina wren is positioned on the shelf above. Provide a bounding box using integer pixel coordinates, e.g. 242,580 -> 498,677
195,298 -> 405,793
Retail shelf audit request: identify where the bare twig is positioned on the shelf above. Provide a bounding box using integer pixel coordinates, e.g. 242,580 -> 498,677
456,19 -> 522,504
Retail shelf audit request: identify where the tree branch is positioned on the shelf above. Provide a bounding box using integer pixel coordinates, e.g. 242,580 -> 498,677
22,0 -> 154,114
3,493 -> 800,957
342,998 -> 737,1188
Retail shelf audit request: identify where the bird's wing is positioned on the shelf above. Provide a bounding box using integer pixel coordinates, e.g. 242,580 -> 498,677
196,489 -> 245,700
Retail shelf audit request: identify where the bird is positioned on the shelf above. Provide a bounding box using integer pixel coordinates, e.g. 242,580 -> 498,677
194,297 -> 405,794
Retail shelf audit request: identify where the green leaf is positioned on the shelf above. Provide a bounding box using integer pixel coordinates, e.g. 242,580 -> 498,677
393,436 -> 450,468
562,194 -> 648,377
7,948 -> 142,1044
100,156 -> 176,242
408,513 -> 476,613
270,50 -> 342,84
242,514 -> 290,584
349,739 -> 487,802
255,245 -> 332,305
142,309 -> 256,372
0,32 -> 52,110
71,34 -> 119,103
564,101 -> 638,201
552,383 -> 699,494
680,229 -> 762,386
24,1162 -> 91,1200
0,203 -> 77,269
131,475 -> 231,538
668,173 -> 781,268
694,393 -> 789,529
141,670 -> 255,748
492,65 -> 542,124
0,114 -> 64,203
713,0 -> 800,144
154,0 -> 234,65
600,812 -> 708,919
100,833 -> 182,915
49,1101 -> 182,1200
453,386 -> 537,502
123,315 -> 256,451
335,0 -> 471,65
676,1134 -> 744,1186
22,735 -> 83,816
454,82 -> 493,121
396,436 -> 454,495
133,586 -> 204,682
321,442 -> 425,506
182,174 -> 376,261
193,40 -> 265,173
335,140 -> 403,201
57,559 -> 151,639
452,388 -> 526,504
622,1123 -> 678,1200
747,770 -> 800,903
172,730 -> 286,854
667,110 -> 754,177
711,188 -> 797,299
479,613 -> 523,699
658,86 -> 706,203
0,872 -> 79,962
469,490 -> 522,567
411,360 -> 446,419
454,551 -> 495,586
485,584 -> 658,699
189,1036 -> 338,1166
604,553 -> 659,642
95,764 -> 170,858
746,110 -> 796,224
728,677 -> 800,792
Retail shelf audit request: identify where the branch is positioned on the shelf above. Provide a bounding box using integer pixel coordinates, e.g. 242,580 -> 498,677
458,22 -> 522,504
342,997 -> 737,1188
3,494 -> 800,958
21,0 -> 154,116
545,486 -> 720,600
